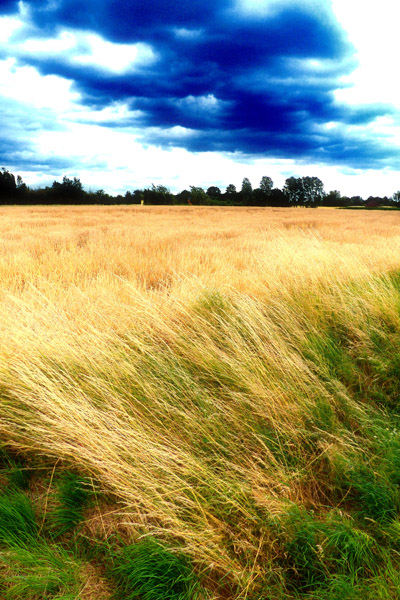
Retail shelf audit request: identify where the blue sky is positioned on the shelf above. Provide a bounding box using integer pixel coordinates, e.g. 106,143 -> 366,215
0,0 -> 399,196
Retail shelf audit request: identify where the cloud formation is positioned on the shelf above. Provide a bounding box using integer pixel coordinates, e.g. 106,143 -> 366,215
0,0 -> 400,192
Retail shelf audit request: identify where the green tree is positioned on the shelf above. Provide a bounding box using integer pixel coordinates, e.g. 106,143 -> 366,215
225,184 -> 237,197
142,184 -> 172,205
0,168 -> 17,199
302,176 -> 325,207
189,186 -> 209,205
241,178 -> 252,195
175,189 -> 191,204
324,190 -> 341,206
240,178 -> 253,204
206,186 -> 221,198
283,176 -> 325,207
283,177 -> 303,206
260,176 -> 273,196
52,176 -> 85,203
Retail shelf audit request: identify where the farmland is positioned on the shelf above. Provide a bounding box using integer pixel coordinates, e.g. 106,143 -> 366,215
1,205 -> 400,599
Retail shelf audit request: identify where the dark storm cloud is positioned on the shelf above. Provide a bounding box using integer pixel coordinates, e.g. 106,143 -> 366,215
1,0 -> 397,169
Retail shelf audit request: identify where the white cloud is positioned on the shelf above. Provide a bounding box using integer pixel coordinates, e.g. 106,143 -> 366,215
0,15 -> 24,42
233,0 -> 327,18
21,30 -> 77,54
72,34 -> 156,74
174,28 -> 203,39
0,58 -> 80,110
332,0 -> 400,108
0,7 -> 157,76
176,94 -> 226,114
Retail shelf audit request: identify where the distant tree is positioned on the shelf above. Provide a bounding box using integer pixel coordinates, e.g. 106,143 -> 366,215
323,190 -> 341,206
225,184 -> 237,197
206,186 -> 221,198
189,186 -> 209,205
133,190 -> 144,204
240,177 -> 253,204
283,177 -> 303,206
16,175 -> 28,193
393,191 -> 400,203
283,176 -> 325,207
142,184 -> 172,205
0,168 -> 17,200
175,189 -> 191,204
123,190 -> 142,204
251,176 -> 274,206
269,188 -> 289,207
95,189 -> 112,203
52,176 -> 85,203
260,176 -> 273,196
0,169 -> 30,203
302,176 -> 325,207
365,196 -> 386,207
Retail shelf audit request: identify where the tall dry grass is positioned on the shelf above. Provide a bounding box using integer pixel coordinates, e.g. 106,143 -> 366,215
1,205 -> 400,597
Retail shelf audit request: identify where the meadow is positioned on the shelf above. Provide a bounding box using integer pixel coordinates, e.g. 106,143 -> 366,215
1,205 -> 400,599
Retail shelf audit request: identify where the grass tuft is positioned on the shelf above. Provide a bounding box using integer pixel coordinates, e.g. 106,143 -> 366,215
111,537 -> 202,600
0,490 -> 37,545
49,471 -> 93,537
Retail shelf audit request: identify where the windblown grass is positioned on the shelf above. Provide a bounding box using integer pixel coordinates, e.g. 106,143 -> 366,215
1,206 -> 400,598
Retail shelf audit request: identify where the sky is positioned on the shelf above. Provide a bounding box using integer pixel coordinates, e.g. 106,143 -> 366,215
0,0 -> 399,197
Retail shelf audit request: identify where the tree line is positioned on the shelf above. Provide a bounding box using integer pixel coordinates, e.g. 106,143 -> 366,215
1,168 -> 399,208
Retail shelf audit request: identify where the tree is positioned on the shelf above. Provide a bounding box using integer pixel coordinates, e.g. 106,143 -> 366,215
225,184 -> 237,197
323,190 -> 341,206
302,176 -> 325,207
240,178 -> 253,205
52,176 -> 85,203
393,191 -> 400,203
142,184 -> 172,205
283,176 -> 325,207
175,189 -> 191,204
241,178 -> 252,194
260,176 -> 273,196
206,186 -> 221,198
283,177 -> 303,206
0,168 -> 16,199
189,186 -> 209,205
269,188 -> 288,207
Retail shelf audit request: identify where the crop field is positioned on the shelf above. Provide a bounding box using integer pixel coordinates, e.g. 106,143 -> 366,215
2,205 -> 400,599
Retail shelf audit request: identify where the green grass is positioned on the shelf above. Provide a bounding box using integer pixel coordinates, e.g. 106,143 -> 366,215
49,471 -> 93,537
110,537 -> 202,600
1,543 -> 84,600
0,490 -> 37,545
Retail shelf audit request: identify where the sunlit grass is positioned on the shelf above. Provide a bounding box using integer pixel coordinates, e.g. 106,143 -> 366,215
1,205 -> 400,598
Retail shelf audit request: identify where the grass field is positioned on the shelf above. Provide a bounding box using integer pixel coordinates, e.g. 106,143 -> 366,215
1,205 -> 400,599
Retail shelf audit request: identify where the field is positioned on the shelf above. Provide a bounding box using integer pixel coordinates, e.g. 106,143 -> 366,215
1,205 -> 400,599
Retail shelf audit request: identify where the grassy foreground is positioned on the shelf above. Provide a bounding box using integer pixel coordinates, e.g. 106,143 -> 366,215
1,205 -> 400,598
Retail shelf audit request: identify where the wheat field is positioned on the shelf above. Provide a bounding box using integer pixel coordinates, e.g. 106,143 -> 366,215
1,205 -> 400,599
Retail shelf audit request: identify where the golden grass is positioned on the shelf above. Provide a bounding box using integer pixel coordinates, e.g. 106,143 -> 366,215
1,205 -> 400,597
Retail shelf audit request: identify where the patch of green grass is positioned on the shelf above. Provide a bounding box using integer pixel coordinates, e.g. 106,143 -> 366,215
110,537 -> 202,600
279,507 -> 378,593
282,508 -> 328,590
324,513 -> 376,574
0,447 -> 32,491
0,490 -> 37,545
344,464 -> 399,524
49,471 -> 93,537
1,542 -> 83,599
